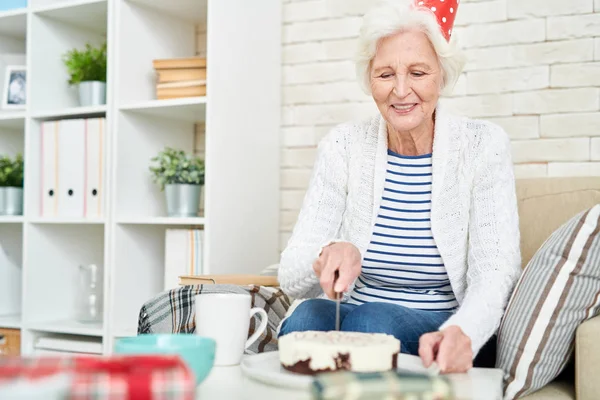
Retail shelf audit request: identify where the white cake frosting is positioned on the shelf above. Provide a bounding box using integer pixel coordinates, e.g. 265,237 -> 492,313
278,331 -> 401,373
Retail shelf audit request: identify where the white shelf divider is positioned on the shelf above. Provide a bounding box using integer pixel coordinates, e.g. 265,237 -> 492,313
28,217 -> 105,224
0,216 -> 24,223
119,97 -> 206,122
27,319 -> 103,337
31,105 -> 107,120
116,216 -> 205,226
0,314 -> 21,329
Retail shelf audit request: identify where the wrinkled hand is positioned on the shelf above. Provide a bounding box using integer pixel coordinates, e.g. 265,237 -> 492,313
313,242 -> 361,299
418,326 -> 473,373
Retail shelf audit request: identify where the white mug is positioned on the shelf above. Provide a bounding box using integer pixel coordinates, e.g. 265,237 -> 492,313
195,293 -> 268,366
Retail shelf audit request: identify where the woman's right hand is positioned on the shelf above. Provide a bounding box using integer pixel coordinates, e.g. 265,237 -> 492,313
313,242 -> 362,299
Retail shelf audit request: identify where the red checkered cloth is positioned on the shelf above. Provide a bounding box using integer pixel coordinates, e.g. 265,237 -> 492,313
0,354 -> 195,400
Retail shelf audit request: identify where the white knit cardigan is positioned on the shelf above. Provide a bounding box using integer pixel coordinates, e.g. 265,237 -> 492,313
277,103 -> 522,356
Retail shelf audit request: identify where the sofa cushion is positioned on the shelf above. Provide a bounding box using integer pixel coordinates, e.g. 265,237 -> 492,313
496,204 -> 600,400
516,177 -> 600,269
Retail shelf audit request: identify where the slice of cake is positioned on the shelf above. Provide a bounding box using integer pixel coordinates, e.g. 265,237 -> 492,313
278,331 -> 400,375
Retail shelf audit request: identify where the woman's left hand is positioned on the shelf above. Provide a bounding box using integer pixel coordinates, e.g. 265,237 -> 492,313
418,326 -> 473,373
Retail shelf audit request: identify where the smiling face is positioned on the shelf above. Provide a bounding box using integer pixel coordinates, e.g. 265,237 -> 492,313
369,29 -> 443,135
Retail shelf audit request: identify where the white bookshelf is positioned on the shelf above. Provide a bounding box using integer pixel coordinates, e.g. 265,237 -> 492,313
0,0 -> 281,355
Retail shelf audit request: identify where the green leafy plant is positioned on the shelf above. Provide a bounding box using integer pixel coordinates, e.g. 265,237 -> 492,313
0,153 -> 24,188
62,42 -> 107,85
149,147 -> 205,191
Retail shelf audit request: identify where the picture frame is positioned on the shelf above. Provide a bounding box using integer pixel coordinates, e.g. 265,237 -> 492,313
1,65 -> 27,110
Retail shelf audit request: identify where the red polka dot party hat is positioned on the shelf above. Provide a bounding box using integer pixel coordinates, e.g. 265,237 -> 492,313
415,0 -> 459,41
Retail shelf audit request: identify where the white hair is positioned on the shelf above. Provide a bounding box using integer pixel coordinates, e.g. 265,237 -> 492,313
355,0 -> 466,96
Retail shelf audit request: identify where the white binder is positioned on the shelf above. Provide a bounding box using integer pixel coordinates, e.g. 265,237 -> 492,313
84,118 -> 104,218
163,229 -> 204,290
57,119 -> 85,218
40,120 -> 59,217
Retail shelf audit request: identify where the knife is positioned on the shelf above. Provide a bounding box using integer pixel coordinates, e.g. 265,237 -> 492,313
334,271 -> 341,331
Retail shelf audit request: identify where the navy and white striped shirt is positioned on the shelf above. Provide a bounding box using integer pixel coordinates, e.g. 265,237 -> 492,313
348,150 -> 458,312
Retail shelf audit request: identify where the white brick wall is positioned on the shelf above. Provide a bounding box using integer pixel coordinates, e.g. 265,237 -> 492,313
278,0 -> 600,250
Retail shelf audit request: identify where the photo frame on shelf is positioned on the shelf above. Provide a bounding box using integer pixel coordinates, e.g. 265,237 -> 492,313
1,65 -> 27,110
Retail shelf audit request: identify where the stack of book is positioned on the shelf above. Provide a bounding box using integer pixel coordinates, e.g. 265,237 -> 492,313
152,56 -> 207,100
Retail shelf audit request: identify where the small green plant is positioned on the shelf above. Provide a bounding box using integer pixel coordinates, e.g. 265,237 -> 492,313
0,153 -> 24,188
149,147 -> 205,191
62,42 -> 107,85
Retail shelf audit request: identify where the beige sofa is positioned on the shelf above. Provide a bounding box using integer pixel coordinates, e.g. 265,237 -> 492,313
516,177 -> 600,400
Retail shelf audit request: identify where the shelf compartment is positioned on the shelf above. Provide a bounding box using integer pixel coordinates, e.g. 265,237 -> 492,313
0,112 -> 25,159
117,217 -> 205,226
111,224 -> 179,335
0,8 -> 27,40
120,97 -> 206,123
0,314 -> 21,329
114,111 -> 198,220
117,0 -> 201,105
32,0 -> 107,34
28,319 -> 103,336
31,105 -> 107,120
23,224 -> 105,328
29,1 -> 108,113
0,224 -> 23,319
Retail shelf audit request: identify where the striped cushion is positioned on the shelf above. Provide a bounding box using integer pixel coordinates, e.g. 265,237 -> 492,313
497,204 -> 600,399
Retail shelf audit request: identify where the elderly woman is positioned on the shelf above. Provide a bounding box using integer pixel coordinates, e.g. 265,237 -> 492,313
277,0 -> 522,374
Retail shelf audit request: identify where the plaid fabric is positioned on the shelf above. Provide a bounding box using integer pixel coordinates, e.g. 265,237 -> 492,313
138,284 -> 292,354
311,370 -> 454,400
0,355 -> 195,400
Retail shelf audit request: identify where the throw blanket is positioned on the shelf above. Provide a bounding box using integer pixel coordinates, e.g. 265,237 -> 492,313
137,284 -> 292,354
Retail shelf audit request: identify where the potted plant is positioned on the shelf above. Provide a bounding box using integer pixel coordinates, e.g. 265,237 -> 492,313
0,153 -> 23,216
62,41 -> 107,106
149,147 -> 205,217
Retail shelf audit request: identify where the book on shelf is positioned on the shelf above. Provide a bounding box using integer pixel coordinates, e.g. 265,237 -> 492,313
152,56 -> 206,70
178,274 -> 279,287
164,229 -> 204,290
156,68 -> 207,84
40,117 -> 105,218
156,83 -> 206,99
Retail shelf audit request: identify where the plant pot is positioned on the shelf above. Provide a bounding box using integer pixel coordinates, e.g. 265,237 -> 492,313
78,81 -> 106,106
165,184 -> 202,217
0,187 -> 23,216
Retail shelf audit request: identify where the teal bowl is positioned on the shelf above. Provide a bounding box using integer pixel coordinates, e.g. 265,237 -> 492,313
114,334 -> 216,385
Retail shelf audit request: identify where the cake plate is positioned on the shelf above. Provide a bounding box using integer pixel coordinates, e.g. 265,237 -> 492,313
240,351 -> 504,399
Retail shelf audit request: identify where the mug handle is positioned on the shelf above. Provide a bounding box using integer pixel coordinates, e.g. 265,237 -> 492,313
245,307 -> 268,350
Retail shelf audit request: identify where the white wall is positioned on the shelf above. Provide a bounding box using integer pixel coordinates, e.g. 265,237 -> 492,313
278,0 -> 600,250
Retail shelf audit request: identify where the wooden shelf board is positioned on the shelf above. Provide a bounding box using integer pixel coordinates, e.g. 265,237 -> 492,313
119,97 -> 206,123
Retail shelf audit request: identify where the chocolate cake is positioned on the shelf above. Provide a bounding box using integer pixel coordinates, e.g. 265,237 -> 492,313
278,331 -> 400,375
